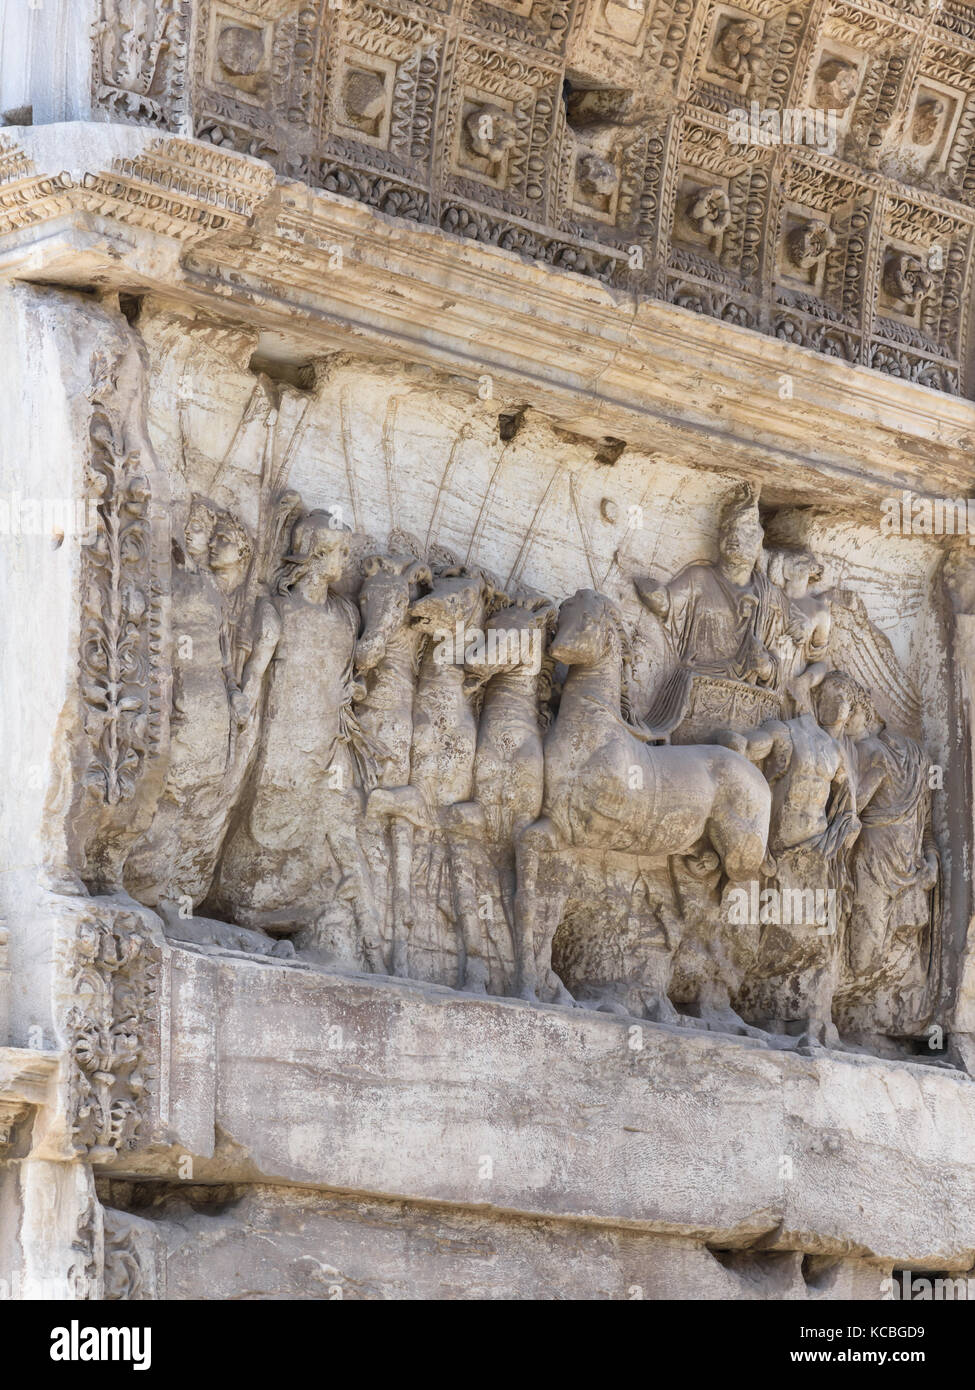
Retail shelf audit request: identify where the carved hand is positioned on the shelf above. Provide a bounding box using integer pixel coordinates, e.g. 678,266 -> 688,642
745,637 -> 774,682
920,853 -> 939,891
229,686 -> 250,727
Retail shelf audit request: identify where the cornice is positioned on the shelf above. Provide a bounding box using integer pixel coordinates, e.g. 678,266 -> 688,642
0,123 -> 972,512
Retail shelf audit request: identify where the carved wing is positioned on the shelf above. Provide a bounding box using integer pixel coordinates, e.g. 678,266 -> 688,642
824,587 -> 923,737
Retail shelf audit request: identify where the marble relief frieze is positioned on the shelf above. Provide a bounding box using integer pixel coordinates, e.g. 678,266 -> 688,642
83,322 -> 951,1057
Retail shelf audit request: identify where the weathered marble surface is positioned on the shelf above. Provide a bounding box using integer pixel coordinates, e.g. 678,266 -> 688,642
122,945 -> 975,1270
3,0 -> 975,1304
7,0 -> 975,395
94,1183 -> 894,1302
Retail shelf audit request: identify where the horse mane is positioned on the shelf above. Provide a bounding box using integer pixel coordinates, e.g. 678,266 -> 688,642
598,595 -> 640,724
437,563 -> 510,617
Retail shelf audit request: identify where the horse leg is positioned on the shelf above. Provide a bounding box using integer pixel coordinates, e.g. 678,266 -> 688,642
708,815 -> 768,884
450,839 -> 490,994
367,784 -> 431,830
514,820 -> 573,1005
526,874 -> 571,1006
540,907 -> 573,1006
794,957 -> 841,1051
707,761 -> 771,883
326,809 -> 385,974
388,818 -> 414,978
513,819 -> 552,1001
681,984 -> 769,1039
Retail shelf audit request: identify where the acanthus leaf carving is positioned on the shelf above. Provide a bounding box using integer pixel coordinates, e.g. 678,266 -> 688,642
59,905 -> 158,1164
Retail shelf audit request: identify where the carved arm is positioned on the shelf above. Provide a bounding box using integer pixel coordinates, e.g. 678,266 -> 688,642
234,599 -> 283,726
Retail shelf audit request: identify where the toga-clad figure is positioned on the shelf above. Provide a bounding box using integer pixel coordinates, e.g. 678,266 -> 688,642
635,485 -> 796,736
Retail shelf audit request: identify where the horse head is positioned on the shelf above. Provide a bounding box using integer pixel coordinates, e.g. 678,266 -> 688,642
409,566 -> 495,647
549,589 -> 626,669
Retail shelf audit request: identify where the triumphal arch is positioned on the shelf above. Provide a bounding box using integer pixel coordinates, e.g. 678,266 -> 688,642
2,0 -> 975,1299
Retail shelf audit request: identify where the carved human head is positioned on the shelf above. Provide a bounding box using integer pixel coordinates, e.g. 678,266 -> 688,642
814,669 -> 858,730
209,510 -> 253,577
185,498 -> 216,561
848,683 -> 883,738
718,485 -> 764,571
280,511 -> 351,590
767,547 -> 822,594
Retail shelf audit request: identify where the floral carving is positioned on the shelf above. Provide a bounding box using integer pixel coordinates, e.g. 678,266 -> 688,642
689,185 -> 732,235
883,250 -> 935,305
711,17 -> 763,87
576,152 -> 619,197
813,57 -> 860,113
911,98 -> 945,147
464,104 -> 520,163
787,219 -> 837,271
62,909 -> 156,1163
91,0 -> 187,129
81,355 -> 152,808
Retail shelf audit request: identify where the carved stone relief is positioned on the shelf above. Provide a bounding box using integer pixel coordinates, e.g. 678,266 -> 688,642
57,902 -> 159,1164
5,0 -> 975,1315
74,318 -> 171,894
104,320 -> 949,1058
92,0 -> 188,128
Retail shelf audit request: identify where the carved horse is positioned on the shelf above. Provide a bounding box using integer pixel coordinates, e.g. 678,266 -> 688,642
461,599 -> 555,986
515,589 -> 773,1002
354,551 -> 432,975
471,598 -> 556,845
386,565 -> 498,992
